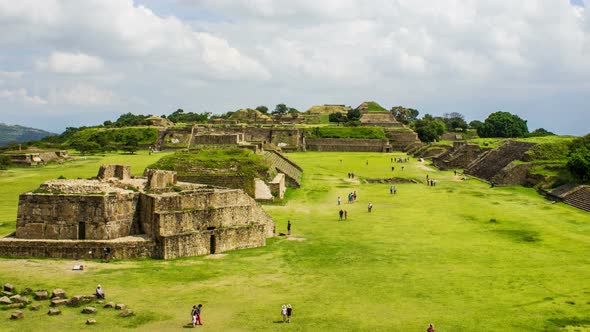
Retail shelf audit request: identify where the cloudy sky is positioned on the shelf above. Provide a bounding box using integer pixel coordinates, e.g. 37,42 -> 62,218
0,0 -> 588,135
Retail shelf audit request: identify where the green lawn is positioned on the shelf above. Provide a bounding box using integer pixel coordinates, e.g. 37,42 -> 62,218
1,151 -> 589,331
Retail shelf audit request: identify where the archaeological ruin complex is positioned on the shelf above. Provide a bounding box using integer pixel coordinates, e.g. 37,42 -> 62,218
0,165 -> 275,260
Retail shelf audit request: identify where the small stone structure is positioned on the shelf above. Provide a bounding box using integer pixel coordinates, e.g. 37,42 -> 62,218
0,165 -> 275,259
2,150 -> 70,167
432,142 -> 483,170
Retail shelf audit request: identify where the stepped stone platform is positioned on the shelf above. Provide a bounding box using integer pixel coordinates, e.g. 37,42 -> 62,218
262,150 -> 303,187
549,185 -> 590,212
0,165 -> 275,260
383,128 -> 421,151
360,112 -> 403,127
464,141 -> 536,183
432,142 -> 483,170
305,138 -> 392,152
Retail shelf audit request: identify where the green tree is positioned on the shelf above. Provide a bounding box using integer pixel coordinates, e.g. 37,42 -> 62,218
567,134 -> 590,183
0,155 -> 13,170
113,113 -> 150,127
287,108 -> 300,114
273,103 -> 288,115
73,141 -> 101,155
527,128 -> 555,137
255,106 -> 269,114
328,112 -> 347,124
443,112 -> 468,132
347,108 -> 361,122
167,109 -> 208,123
391,106 -> 419,125
414,115 -> 446,143
469,120 -> 484,131
121,137 -> 139,154
477,111 -> 528,138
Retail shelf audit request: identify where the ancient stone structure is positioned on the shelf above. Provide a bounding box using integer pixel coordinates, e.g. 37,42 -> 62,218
432,142 -> 484,170
464,141 -> 537,183
145,116 -> 174,127
360,112 -> 403,127
0,165 -> 275,259
305,138 -> 392,152
262,150 -> 303,187
2,150 -> 70,167
548,184 -> 590,212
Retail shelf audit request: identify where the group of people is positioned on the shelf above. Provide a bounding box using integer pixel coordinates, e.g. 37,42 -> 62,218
392,157 -> 410,163
191,304 -> 203,327
280,304 -> 293,323
347,172 -> 356,179
347,191 -> 357,203
338,209 -> 348,220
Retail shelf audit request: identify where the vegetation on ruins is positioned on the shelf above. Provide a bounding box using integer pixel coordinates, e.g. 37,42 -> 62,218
413,114 -> 446,143
477,111 -> 529,138
390,106 -> 420,125
0,155 -> 12,170
305,127 -> 386,139
148,148 -> 269,178
166,108 -> 209,123
0,151 -> 589,331
566,134 -> 590,183
357,101 -> 388,112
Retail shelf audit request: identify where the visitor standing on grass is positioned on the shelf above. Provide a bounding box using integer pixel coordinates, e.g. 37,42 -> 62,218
390,186 -> 393,194
287,220 -> 291,235
427,323 -> 435,332
286,304 -> 293,323
393,186 -> 397,195
344,210 -> 348,220
195,304 -> 203,326
191,305 -> 198,327
339,209 -> 344,221
337,196 -> 341,205
368,202 -> 373,212
281,304 -> 287,322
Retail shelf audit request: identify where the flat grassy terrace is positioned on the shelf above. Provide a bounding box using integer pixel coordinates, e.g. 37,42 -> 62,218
0,151 -> 589,331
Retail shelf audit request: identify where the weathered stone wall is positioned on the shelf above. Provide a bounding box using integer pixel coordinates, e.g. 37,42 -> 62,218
177,175 -> 252,196
159,225 -> 266,259
465,141 -> 537,182
432,142 -> 483,170
194,134 -> 243,145
383,128 -> 421,151
491,162 -> 536,186
359,112 -> 402,127
0,237 -> 157,259
16,192 -> 139,240
97,165 -> 131,180
262,150 -> 302,187
305,138 -> 388,152
268,173 -> 286,199
144,169 -> 177,189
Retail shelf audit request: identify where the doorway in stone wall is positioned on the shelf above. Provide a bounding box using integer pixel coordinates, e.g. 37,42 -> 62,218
78,222 -> 86,240
210,235 -> 216,254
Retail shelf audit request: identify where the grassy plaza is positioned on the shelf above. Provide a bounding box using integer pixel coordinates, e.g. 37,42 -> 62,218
0,151 -> 589,331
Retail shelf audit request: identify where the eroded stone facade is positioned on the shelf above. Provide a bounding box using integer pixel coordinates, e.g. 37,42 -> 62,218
1,165 -> 275,259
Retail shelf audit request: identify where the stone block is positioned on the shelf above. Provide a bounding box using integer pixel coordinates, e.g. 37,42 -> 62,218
3,283 -> 15,292
103,302 -> 115,309
30,304 -> 41,311
1,291 -> 13,297
51,288 -> 66,299
50,299 -> 68,307
47,308 -> 61,315
86,318 -> 97,325
119,309 -> 134,317
0,296 -> 11,304
7,303 -> 25,309
34,291 -> 48,300
10,310 -> 24,320
82,306 -> 97,314
115,303 -> 126,310
10,295 -> 30,304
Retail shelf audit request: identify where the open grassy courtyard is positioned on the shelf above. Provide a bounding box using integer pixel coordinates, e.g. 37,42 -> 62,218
0,151 -> 589,331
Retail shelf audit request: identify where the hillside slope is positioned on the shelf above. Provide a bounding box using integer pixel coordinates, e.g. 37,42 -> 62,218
0,123 -> 55,146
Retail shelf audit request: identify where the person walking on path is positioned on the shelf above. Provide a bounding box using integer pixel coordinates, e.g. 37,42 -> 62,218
286,304 -> 293,323
287,220 -> 291,235
339,209 -> 344,221
337,196 -> 341,205
191,305 -> 198,328
281,304 -> 287,323
195,304 -> 203,326
344,210 -> 348,220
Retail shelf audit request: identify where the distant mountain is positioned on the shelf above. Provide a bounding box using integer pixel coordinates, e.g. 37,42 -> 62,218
0,123 -> 56,146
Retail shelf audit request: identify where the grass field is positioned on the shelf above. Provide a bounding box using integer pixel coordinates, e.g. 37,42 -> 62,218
0,151 -> 589,331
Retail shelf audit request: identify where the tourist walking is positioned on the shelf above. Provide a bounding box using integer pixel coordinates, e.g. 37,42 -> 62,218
195,304 -> 203,326
427,323 -> 435,332
337,196 -> 341,205
339,209 -> 344,221
368,202 -> 373,212
344,210 -> 348,220
390,186 -> 393,194
393,186 -> 397,195
191,305 -> 198,328
281,304 -> 287,323
286,304 -> 293,323
287,220 -> 291,235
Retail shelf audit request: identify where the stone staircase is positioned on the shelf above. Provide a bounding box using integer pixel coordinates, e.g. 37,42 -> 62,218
383,128 -> 421,151
360,112 -> 403,127
562,186 -> 590,212
432,143 -> 483,170
262,150 -> 303,187
465,141 -> 536,182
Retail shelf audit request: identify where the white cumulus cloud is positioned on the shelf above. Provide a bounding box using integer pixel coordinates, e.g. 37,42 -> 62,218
48,84 -> 118,106
36,51 -> 104,74
0,88 -> 47,105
